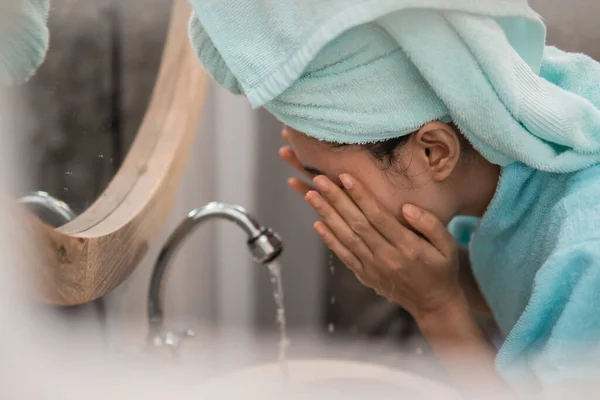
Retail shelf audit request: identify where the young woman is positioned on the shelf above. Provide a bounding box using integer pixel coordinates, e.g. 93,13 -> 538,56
279,119 -> 600,396
189,1 -> 600,395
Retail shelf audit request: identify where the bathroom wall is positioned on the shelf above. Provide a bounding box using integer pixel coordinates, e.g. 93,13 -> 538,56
530,0 -> 600,61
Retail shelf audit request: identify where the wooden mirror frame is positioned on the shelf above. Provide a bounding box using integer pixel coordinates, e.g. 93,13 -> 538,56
21,0 -> 208,306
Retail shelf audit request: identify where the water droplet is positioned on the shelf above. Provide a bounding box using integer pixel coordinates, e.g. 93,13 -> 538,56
328,323 -> 335,333
63,187 -> 68,192
64,171 -> 72,176
276,309 -> 285,324
330,296 -> 336,305
184,329 -> 196,337
416,347 -> 424,356
98,154 -> 104,158
328,252 -> 335,275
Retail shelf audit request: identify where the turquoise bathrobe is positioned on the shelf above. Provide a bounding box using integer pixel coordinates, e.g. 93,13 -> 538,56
450,162 -> 600,392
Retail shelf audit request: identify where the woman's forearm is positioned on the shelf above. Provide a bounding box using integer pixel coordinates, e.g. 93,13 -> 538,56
415,294 -> 509,396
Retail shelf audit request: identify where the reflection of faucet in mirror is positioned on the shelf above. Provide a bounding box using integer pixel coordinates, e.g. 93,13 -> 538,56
18,191 -> 76,228
147,202 -> 284,352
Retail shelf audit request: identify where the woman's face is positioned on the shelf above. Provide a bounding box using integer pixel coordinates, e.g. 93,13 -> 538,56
284,126 -> 461,227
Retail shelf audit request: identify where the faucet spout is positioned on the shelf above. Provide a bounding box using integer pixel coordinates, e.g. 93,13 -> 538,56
147,202 -> 283,336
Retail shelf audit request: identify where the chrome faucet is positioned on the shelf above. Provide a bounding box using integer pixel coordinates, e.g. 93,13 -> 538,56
147,202 -> 283,351
18,191 -> 76,228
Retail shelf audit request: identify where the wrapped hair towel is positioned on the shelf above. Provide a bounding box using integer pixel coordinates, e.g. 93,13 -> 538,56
189,0 -> 600,173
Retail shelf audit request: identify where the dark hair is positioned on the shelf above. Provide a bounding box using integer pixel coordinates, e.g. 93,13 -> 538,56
330,135 -> 412,170
329,123 -> 470,173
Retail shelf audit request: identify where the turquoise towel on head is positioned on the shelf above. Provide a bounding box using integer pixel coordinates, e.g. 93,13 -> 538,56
0,0 -> 50,85
189,0 -> 600,173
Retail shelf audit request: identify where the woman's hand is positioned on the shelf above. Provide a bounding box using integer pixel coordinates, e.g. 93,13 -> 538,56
305,173 -> 463,320
279,129 -> 315,196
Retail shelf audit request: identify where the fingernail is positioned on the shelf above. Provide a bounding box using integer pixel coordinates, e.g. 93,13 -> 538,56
306,191 -> 322,206
403,204 -> 422,219
314,222 -> 325,236
313,176 -> 328,192
340,175 -> 353,190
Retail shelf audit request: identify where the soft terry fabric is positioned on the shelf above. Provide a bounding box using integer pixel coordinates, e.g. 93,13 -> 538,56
0,0 -> 50,85
449,164 -> 600,392
189,0 -> 600,173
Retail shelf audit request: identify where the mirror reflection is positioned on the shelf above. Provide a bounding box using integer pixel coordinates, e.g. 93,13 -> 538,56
13,0 -> 170,215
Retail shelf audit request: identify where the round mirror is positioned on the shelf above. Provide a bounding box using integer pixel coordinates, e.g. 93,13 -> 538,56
6,0 -> 209,306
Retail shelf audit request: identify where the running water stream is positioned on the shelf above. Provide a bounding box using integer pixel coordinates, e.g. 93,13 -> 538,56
267,261 -> 290,378
328,252 -> 336,334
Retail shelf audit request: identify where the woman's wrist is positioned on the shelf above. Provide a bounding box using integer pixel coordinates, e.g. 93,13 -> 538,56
413,289 -> 474,338
413,289 -> 508,395
414,288 -> 497,364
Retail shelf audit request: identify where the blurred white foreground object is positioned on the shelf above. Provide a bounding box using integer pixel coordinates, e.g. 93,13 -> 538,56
194,359 -> 460,399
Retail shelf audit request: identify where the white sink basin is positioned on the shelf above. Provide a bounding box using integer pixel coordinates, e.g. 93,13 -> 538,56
195,359 -> 460,399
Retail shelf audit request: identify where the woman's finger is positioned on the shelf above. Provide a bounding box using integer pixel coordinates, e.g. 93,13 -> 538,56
313,221 -> 367,277
305,190 -> 374,263
313,176 -> 393,254
338,174 -> 421,249
402,204 -> 455,257
288,178 -> 313,196
279,145 -> 314,180
281,129 -> 304,173
282,128 -> 291,144
279,143 -> 316,196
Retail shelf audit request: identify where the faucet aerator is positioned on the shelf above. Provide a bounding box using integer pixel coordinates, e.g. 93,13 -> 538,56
248,229 -> 283,265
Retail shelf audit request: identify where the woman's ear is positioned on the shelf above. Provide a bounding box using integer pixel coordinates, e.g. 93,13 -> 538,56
413,122 -> 461,181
